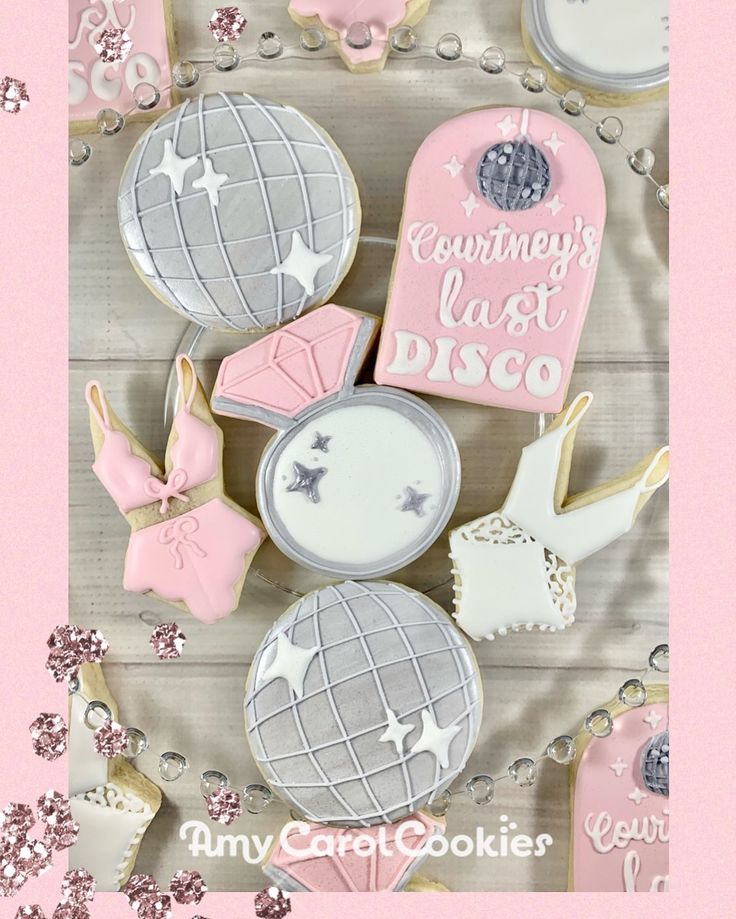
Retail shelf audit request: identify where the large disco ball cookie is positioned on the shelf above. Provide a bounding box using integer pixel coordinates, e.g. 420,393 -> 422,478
245,580 -> 483,827
118,92 -> 360,332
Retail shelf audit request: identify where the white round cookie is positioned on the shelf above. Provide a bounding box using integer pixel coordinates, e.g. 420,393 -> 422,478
118,92 -> 361,332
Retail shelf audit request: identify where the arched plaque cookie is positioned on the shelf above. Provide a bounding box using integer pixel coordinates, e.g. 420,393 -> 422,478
212,304 -> 461,579
374,107 -> 606,414
522,0 -> 669,104
245,580 -> 483,827
449,393 -> 669,640
85,355 -> 265,623
288,1 -> 432,73
570,685 -> 669,891
118,92 -> 361,331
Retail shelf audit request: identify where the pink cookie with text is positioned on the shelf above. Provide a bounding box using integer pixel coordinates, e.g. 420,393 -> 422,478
69,0 -> 176,129
375,106 -> 606,413
570,687 -> 669,892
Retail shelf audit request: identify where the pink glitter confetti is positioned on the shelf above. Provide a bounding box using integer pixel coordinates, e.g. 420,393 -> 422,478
37,791 -> 79,851
0,76 -> 29,114
45,625 -> 108,683
208,7 -> 248,42
254,887 -> 292,919
78,628 -> 109,663
25,838 -> 52,878
1,802 -> 35,835
170,868 -> 207,905
94,27 -> 133,63
205,786 -> 242,825
29,713 -> 68,762
123,874 -> 161,911
51,905 -> 90,919
92,720 -> 128,758
60,868 -> 96,904
14,908 -> 46,919
150,622 -> 186,660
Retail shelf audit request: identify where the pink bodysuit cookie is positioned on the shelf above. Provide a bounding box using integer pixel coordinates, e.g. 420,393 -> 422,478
288,1 -> 431,73
69,0 -> 177,131
570,686 -> 669,891
375,106 -> 606,413
85,355 -> 264,624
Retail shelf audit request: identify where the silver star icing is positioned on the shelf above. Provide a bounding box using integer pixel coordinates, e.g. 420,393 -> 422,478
287,462 -> 327,503
310,432 -> 332,453
400,486 -> 430,517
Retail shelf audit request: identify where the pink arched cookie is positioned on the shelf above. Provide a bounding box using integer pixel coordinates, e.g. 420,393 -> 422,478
375,106 -> 606,413
288,1 -> 431,73
570,686 -> 669,891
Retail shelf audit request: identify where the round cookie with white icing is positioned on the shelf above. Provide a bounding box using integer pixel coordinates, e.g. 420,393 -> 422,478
288,1 -> 432,74
118,92 -> 361,332
212,304 -> 461,579
374,106 -> 606,414
245,580 -> 483,827
522,0 -> 669,104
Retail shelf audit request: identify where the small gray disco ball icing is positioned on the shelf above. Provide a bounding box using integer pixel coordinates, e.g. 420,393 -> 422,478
476,139 -> 551,211
118,92 -> 360,332
640,730 -> 669,797
245,581 -> 483,827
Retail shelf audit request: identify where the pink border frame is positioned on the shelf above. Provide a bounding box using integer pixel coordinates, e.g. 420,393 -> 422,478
0,1 -> 732,912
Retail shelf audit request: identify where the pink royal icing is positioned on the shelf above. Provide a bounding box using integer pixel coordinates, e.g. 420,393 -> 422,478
265,812 -> 444,891
289,1 -> 412,65
374,106 -> 606,413
572,700 -> 669,892
213,304 -> 364,421
123,498 -> 263,625
69,1 -> 174,123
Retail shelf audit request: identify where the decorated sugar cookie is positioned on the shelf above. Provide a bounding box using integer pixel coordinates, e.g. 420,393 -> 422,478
245,580 -> 483,826
374,106 -> 606,414
118,92 -> 361,332
288,1 -> 431,73
570,685 -> 669,891
85,354 -> 265,623
212,304 -> 461,579
449,392 -> 669,640
69,663 -> 162,891
69,1 -> 178,133
523,0 -> 669,104
263,812 -> 444,891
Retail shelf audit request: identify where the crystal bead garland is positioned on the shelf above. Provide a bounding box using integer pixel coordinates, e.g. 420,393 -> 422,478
133,82 -> 160,111
172,60 -> 199,88
83,700 -> 111,729
584,709 -> 614,738
96,108 -> 124,136
627,147 -> 656,176
300,28 -> 327,52
159,751 -> 188,782
466,775 -> 495,805
596,115 -> 624,145
435,33 -> 463,62
213,43 -> 240,72
619,678 -> 648,707
520,65 -> 547,93
244,784 -> 273,814
546,735 -> 576,765
391,25 -> 418,54
200,770 -> 229,797
428,789 -> 452,817
257,32 -> 284,59
69,138 -> 92,167
479,46 -> 505,74
560,89 -> 586,116
345,21 -> 372,50
508,757 -> 537,787
124,727 -> 149,760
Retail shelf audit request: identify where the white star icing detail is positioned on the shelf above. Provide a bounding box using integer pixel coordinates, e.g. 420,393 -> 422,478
643,710 -> 663,729
378,708 -> 414,755
543,131 -> 565,156
192,156 -> 229,207
497,114 -> 517,137
261,633 -> 319,699
609,757 -> 627,777
409,710 -> 461,769
460,192 -> 480,218
545,194 -> 564,216
443,155 -> 464,178
148,139 -> 198,195
270,231 -> 333,296
628,786 -> 648,806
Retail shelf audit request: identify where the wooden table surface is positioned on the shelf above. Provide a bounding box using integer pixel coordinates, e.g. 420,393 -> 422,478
69,0 -> 669,892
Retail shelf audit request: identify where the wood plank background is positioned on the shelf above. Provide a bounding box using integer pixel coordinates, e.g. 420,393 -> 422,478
69,0 -> 669,891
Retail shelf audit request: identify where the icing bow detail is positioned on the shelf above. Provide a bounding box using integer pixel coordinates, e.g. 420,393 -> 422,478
144,468 -> 190,513
158,515 -> 207,570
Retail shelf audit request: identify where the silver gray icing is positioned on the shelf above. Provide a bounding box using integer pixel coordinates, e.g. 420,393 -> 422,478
477,140 -> 551,212
118,92 -> 360,332
640,730 -> 669,797
245,581 -> 483,827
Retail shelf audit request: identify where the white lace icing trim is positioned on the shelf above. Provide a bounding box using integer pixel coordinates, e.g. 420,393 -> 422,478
73,782 -> 155,886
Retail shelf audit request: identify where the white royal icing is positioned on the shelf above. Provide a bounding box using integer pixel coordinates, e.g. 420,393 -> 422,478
260,633 -> 320,699
270,230 -> 334,296
409,710 -> 462,770
378,707 -> 414,755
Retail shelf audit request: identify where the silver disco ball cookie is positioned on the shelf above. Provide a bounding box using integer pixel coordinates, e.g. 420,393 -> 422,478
476,139 -> 551,211
118,92 -> 360,332
245,580 -> 483,826
640,729 -> 669,797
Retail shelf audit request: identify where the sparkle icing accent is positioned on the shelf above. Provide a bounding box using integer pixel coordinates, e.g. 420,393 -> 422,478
118,93 -> 360,332
208,7 -> 248,42
310,432 -> 331,453
169,869 -> 207,905
0,76 -> 29,114
205,787 -> 242,825
93,27 -> 133,63
45,625 -> 108,683
92,720 -> 128,758
150,622 -> 187,660
400,485 -> 430,517
286,462 -> 327,503
60,868 -> 97,903
29,713 -> 68,762
246,581 -> 482,826
254,887 -> 291,919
